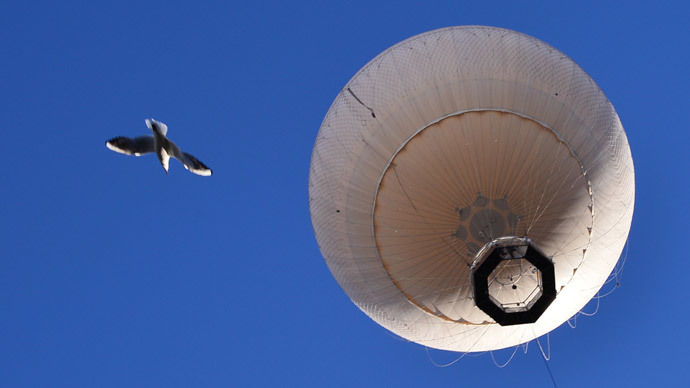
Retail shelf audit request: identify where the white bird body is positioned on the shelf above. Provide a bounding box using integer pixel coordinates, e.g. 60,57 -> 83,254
106,119 -> 212,176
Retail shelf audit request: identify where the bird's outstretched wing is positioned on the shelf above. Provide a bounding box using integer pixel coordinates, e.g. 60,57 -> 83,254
105,136 -> 155,156
168,141 -> 213,176
180,152 -> 213,176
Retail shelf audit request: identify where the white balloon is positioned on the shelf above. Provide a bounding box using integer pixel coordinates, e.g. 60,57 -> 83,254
309,26 -> 634,352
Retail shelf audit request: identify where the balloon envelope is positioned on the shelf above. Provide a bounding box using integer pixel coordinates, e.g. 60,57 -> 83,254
309,26 -> 634,352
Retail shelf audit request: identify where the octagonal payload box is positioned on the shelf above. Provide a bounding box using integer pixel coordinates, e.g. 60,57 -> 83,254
471,237 -> 556,326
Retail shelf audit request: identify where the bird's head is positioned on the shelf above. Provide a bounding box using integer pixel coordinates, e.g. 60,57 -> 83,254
146,118 -> 159,133
145,118 -> 168,136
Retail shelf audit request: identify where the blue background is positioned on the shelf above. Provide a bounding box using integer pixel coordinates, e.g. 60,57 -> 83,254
2,1 -> 687,386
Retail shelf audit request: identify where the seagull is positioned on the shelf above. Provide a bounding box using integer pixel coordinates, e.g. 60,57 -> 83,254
106,119 -> 212,176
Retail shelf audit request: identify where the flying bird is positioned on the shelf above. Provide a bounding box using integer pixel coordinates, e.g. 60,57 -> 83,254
106,119 -> 212,176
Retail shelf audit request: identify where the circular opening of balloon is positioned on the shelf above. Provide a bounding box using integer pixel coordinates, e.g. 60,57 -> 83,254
309,26 -> 635,352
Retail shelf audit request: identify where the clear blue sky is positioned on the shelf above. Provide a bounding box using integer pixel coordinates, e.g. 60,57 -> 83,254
1,1 -> 688,387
